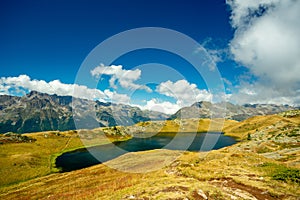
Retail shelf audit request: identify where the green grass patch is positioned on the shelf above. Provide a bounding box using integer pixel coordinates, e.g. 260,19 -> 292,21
0,130 -> 132,187
259,162 -> 300,184
272,168 -> 300,184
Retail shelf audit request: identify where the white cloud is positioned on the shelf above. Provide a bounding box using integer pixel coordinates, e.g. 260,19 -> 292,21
0,74 -> 106,100
227,0 -> 281,29
136,99 -> 180,115
222,78 -> 232,87
207,49 -> 223,64
104,89 -> 130,104
230,82 -> 300,106
227,0 -> 300,105
134,79 -> 214,114
0,74 -> 132,105
199,38 -> 230,72
0,84 -> 11,95
91,64 -> 152,92
156,79 -> 212,107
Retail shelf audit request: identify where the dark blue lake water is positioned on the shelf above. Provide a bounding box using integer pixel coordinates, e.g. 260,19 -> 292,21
56,132 -> 236,172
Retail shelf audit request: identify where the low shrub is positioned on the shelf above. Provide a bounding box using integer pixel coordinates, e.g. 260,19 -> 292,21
272,168 -> 300,184
259,162 -> 300,184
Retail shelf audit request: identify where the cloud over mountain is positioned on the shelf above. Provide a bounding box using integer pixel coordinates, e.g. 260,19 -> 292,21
156,79 -> 212,106
136,98 -> 180,115
0,74 -> 131,104
227,0 -> 300,105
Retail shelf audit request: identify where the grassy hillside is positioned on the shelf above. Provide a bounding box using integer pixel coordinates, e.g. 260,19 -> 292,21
0,119 -> 236,187
0,113 -> 299,199
134,118 -> 238,134
1,149 -> 299,199
0,129 -> 130,187
223,113 -> 300,168
223,115 -> 293,139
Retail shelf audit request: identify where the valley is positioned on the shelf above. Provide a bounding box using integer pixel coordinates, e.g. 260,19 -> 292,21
0,110 -> 299,199
2,0 -> 300,199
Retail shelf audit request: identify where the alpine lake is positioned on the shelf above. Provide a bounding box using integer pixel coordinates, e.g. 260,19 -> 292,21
56,132 -> 237,172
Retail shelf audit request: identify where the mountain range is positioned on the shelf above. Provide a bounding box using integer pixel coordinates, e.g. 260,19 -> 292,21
0,91 -> 168,134
170,101 -> 297,121
0,91 -> 297,134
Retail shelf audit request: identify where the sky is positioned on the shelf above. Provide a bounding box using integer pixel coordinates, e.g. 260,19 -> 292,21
0,0 -> 299,114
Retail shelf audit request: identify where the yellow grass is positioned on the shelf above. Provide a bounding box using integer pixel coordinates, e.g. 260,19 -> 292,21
0,115 -> 299,199
0,131 -> 80,186
1,148 -> 299,199
135,118 -> 238,134
223,114 -> 300,139
0,129 -> 129,187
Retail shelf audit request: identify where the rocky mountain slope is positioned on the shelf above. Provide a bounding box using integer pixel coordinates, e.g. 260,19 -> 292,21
0,91 -> 168,134
0,91 -> 297,134
223,110 -> 300,167
170,101 -> 297,121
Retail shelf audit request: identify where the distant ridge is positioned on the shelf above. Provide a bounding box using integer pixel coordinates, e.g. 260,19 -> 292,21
169,101 -> 297,121
0,91 -> 297,134
0,91 -> 169,134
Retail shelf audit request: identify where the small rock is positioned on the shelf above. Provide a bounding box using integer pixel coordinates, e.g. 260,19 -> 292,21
197,189 -> 208,199
128,195 -> 135,199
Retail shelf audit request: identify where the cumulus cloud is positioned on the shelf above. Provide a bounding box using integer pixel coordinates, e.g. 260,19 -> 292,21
230,82 -> 300,106
0,74 -> 131,104
156,79 -> 212,107
227,0 -> 300,105
91,64 -> 152,92
0,84 -> 11,95
227,0 -> 280,29
103,89 -> 130,104
136,99 -> 181,115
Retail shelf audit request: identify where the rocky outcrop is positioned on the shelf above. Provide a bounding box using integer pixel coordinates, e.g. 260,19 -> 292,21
0,132 -> 36,144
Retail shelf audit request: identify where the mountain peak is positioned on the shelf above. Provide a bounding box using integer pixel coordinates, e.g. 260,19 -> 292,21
171,101 -> 297,121
26,90 -> 51,98
27,90 -> 39,97
191,101 -> 212,108
0,92 -> 168,134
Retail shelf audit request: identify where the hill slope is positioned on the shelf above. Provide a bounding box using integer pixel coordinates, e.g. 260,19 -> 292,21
0,113 -> 299,199
223,110 -> 300,168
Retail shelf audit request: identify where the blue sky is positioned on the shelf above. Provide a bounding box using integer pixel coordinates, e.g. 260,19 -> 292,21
1,0 -> 299,114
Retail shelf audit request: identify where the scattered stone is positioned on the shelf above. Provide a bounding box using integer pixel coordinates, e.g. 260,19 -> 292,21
123,194 -> 136,199
165,169 -> 177,175
0,133 -> 36,144
128,195 -> 135,199
196,189 -> 208,199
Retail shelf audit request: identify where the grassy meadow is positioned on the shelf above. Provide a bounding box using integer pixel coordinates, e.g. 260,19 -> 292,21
0,114 -> 299,199
1,149 -> 299,199
0,129 -> 130,187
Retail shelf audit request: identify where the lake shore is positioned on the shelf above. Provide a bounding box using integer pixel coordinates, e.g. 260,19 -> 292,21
55,132 -> 237,172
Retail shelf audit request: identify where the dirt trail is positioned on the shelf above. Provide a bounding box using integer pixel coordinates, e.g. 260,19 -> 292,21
210,177 -> 282,200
